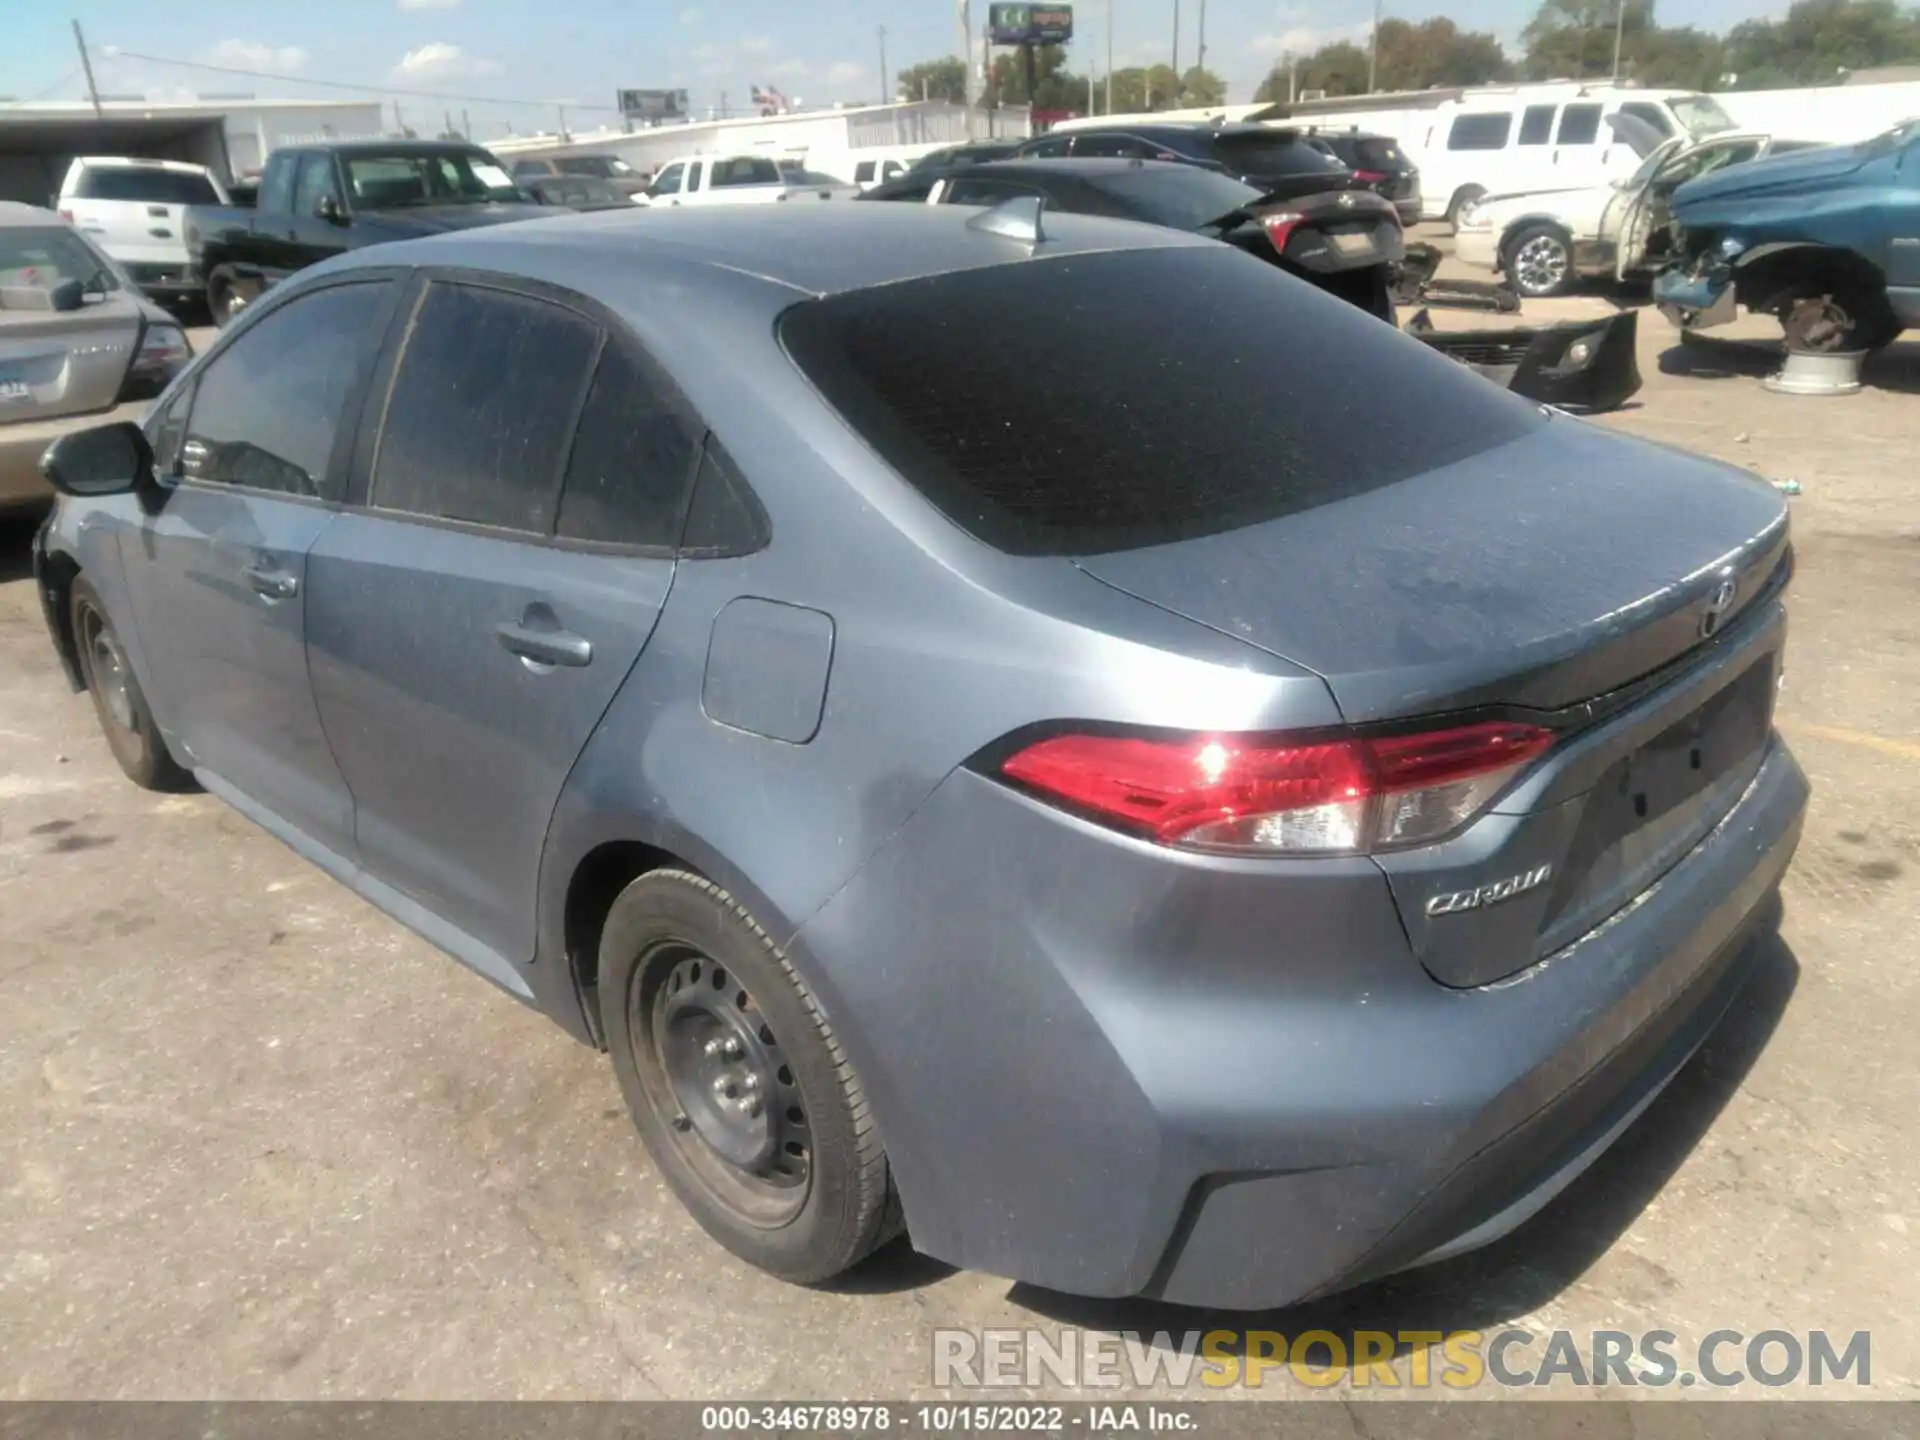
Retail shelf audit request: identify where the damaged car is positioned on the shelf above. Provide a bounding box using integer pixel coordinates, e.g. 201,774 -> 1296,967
1652,119 -> 1919,353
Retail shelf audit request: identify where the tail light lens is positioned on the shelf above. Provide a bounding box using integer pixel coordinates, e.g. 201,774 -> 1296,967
1260,211 -> 1303,250
57,208 -> 75,222
998,721 -> 1554,856
1352,169 -> 1388,184
119,322 -> 193,402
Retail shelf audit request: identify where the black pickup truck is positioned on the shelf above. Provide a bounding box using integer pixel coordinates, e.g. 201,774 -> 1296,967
185,139 -> 553,325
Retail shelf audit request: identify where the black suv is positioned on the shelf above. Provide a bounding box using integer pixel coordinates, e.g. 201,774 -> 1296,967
1013,122 -> 1357,201
1303,129 -> 1422,225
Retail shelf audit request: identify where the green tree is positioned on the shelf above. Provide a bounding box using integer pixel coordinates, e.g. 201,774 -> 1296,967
896,56 -> 968,103
1254,40 -> 1370,99
1179,65 -> 1229,105
1721,0 -> 1920,86
1105,63 -> 1184,110
1520,0 -> 1729,85
987,44 -> 1088,108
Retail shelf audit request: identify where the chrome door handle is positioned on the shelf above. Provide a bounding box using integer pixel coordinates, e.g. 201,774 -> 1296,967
242,563 -> 298,600
495,621 -> 592,668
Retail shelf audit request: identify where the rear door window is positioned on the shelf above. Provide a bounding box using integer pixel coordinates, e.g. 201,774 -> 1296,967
75,168 -> 221,204
714,156 -> 782,186
1448,113 -> 1511,151
1516,105 -> 1556,146
1557,104 -> 1603,145
1020,134 -> 1072,157
778,248 -> 1543,556
1073,134 -> 1155,158
555,342 -> 703,548
1212,133 -> 1349,175
181,281 -> 393,500
687,161 -> 706,190
370,281 -> 600,533
943,178 -> 1046,206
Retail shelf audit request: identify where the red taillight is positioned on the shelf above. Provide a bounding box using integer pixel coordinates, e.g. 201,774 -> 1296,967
1259,210 -> 1303,250
1353,169 -> 1388,184
999,722 -> 1553,855
57,208 -> 75,222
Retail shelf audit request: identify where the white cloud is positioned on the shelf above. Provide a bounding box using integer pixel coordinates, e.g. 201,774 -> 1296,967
204,38 -> 310,73
826,60 -> 866,84
678,6 -> 704,23
739,34 -> 776,54
769,58 -> 811,78
397,0 -> 462,9
392,42 -> 502,78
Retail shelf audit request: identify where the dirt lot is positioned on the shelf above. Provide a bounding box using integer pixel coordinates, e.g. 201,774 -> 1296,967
1,300 -> 1916,1402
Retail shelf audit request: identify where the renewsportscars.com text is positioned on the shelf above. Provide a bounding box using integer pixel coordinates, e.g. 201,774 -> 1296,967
932,1327 -> 1873,1390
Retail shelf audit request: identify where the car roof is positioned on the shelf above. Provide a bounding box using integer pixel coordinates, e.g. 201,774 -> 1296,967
324,200 -> 1215,300
72,155 -> 212,172
960,157 -> 1204,178
0,201 -> 67,229
297,139 -> 494,156
1064,121 -> 1299,139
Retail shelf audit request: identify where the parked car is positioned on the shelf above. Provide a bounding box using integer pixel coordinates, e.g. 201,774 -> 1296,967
1653,118 -> 1919,353
1454,120 -> 1814,298
639,153 -> 839,207
520,174 -> 637,211
512,153 -> 650,199
35,203 -> 1805,1309
776,162 -> 861,200
185,141 -> 550,326
863,157 -> 1401,319
1013,121 -> 1359,199
57,157 -> 230,312
0,202 -> 192,511
1302,127 -> 1422,224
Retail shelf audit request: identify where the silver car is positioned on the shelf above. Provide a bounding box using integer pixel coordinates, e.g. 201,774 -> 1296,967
1,202 -> 193,511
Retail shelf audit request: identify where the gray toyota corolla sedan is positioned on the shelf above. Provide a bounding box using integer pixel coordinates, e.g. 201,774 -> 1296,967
34,202 -> 1806,1309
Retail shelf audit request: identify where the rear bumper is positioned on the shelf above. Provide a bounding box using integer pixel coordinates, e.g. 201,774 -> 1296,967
0,400 -> 151,510
797,732 -> 1806,1310
1409,308 -> 1642,412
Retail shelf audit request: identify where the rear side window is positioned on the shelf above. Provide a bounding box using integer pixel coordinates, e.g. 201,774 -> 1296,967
181,282 -> 392,499
1021,135 -> 1072,158
1351,137 -> 1404,170
688,161 -> 706,190
372,282 -> 599,533
1517,105 -> 1556,146
1074,135 -> 1155,158
714,156 -> 781,186
778,248 -> 1543,556
1089,166 -> 1263,228
1448,113 -> 1511,151
75,168 -> 220,205
556,343 -> 702,548
944,178 -> 1043,206
1213,133 -> 1348,175
1557,104 -> 1603,145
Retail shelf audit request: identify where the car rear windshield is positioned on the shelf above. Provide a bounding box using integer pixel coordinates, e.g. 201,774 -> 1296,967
75,168 -> 220,204
1087,166 -> 1265,229
1350,137 -> 1405,171
1212,132 -> 1350,177
779,247 -> 1544,556
0,227 -> 119,292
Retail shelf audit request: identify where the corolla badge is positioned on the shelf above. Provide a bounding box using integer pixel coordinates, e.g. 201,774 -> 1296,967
1425,864 -> 1553,917
1700,573 -> 1739,637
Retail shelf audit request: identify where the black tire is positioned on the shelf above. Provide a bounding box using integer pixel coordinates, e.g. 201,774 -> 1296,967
600,869 -> 897,1283
206,270 -> 249,329
1445,184 -> 1487,231
70,577 -> 193,791
1503,223 -> 1576,299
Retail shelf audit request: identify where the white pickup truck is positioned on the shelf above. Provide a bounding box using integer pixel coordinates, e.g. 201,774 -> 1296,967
638,153 -> 841,207
57,157 -> 230,312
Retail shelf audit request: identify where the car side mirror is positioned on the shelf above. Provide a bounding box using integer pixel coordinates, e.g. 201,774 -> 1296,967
49,278 -> 86,312
316,194 -> 345,224
39,421 -> 154,498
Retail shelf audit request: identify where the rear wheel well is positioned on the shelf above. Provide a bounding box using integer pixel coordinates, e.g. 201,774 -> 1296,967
564,839 -> 688,1047
1734,245 -> 1887,317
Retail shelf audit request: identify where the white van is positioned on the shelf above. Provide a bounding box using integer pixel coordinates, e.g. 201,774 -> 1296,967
1408,86 -> 1742,224
57,157 -> 230,310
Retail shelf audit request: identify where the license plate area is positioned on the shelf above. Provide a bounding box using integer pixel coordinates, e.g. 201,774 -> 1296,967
1328,230 -> 1378,259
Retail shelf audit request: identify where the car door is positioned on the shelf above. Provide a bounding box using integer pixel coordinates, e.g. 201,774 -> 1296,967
287,153 -> 352,269
1551,102 -> 1610,186
1613,135 -> 1764,278
647,161 -> 686,206
304,273 -> 700,972
117,275 -> 403,859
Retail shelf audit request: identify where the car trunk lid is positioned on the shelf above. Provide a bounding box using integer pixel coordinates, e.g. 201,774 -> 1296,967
0,291 -> 142,426
1074,417 -> 1790,986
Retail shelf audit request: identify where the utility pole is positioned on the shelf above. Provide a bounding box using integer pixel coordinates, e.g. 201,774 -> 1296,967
557,103 -> 569,137
878,25 -> 890,103
71,21 -> 103,119
1170,0 -> 1180,104
394,99 -> 407,135
462,108 -> 471,139
1106,0 -> 1114,114
1367,0 -> 1381,92
1610,0 -> 1627,79
1196,0 -> 1207,89
445,109 -> 454,139
958,0 -> 978,139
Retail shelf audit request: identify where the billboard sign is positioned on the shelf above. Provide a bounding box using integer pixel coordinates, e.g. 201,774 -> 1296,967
988,3 -> 1073,43
617,88 -> 689,120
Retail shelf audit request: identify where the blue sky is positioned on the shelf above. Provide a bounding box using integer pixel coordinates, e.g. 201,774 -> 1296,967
4,0 -> 1784,138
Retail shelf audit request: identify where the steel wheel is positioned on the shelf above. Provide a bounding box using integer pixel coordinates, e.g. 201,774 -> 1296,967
1510,232 -> 1571,298
78,600 -> 137,734
632,943 -> 811,1227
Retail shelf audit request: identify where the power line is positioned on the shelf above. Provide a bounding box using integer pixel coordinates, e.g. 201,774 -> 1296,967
1,66 -> 81,105
102,47 -> 622,112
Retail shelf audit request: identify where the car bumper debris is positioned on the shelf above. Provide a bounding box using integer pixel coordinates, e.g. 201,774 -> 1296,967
1407,307 -> 1642,412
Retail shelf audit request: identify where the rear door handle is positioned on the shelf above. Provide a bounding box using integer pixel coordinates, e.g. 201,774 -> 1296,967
495,620 -> 592,668
242,563 -> 299,600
